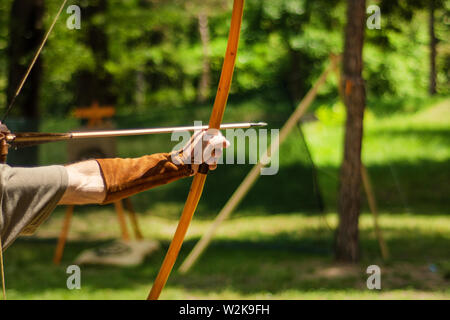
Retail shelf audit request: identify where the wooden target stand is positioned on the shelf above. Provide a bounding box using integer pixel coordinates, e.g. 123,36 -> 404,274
53,102 -> 144,265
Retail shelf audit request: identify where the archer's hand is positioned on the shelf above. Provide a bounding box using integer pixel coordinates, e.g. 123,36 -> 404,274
172,129 -> 230,174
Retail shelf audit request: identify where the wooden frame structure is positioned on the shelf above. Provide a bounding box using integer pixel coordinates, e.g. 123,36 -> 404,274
53,198 -> 143,265
53,103 -> 144,265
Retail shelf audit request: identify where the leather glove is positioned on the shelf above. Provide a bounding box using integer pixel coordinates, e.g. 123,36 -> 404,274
96,129 -> 229,204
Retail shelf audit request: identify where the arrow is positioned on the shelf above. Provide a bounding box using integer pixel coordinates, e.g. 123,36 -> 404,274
6,122 -> 266,148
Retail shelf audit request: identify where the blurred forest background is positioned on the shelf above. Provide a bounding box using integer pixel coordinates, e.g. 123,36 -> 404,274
0,0 -> 449,299
0,0 -> 448,118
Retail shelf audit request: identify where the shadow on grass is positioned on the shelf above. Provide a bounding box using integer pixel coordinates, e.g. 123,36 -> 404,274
72,162 -> 323,219
4,225 -> 449,296
123,156 -> 449,217
69,155 -> 449,219
317,158 -> 449,215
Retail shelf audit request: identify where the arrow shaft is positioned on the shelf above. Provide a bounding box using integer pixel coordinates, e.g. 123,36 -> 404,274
70,122 -> 261,138
7,122 -> 265,148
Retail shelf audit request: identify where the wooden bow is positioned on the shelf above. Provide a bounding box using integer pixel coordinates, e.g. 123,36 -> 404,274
147,0 -> 245,300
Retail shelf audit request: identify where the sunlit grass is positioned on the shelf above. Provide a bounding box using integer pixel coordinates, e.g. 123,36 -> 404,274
4,211 -> 449,300
303,97 -> 450,167
4,96 -> 448,300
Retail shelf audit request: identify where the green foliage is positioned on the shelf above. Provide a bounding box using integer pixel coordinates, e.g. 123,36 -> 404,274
315,101 -> 346,126
0,0 -> 447,116
305,97 -> 450,211
365,11 -> 429,100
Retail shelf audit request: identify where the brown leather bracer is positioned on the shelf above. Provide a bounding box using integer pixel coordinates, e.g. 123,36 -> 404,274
96,153 -> 193,204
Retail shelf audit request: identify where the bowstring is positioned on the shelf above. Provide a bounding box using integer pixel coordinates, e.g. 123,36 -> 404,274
0,237 -> 5,300
2,0 -> 68,122
0,0 -> 68,300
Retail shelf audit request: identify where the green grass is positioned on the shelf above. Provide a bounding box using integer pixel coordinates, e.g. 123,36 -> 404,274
2,95 -> 449,299
303,97 -> 450,212
4,212 -> 450,299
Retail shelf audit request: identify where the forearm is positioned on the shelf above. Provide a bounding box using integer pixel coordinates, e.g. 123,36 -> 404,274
96,153 -> 193,204
58,153 -> 193,206
58,131 -> 228,206
59,160 -> 106,205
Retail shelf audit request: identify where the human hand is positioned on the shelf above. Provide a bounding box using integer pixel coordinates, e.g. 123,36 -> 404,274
172,129 -> 230,174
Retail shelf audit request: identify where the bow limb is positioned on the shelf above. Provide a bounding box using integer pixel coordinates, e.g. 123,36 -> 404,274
147,0 -> 245,300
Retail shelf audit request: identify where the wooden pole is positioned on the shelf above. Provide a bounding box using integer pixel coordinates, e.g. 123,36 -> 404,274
114,201 -> 130,241
0,237 -> 5,300
124,198 -> 143,240
53,200 -> 140,265
179,55 -> 340,274
0,138 -> 8,299
53,205 -> 74,265
361,164 -> 389,260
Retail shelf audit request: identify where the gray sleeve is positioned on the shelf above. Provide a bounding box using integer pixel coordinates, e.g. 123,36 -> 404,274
0,164 -> 68,250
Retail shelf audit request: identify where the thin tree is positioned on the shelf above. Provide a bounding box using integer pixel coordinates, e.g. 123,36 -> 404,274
197,10 -> 211,103
75,0 -> 116,106
185,0 -> 228,103
335,0 -> 367,263
429,0 -> 437,95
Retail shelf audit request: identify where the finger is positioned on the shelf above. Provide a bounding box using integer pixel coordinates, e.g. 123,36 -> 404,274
212,148 -> 223,159
205,136 -> 229,154
183,130 -> 204,155
190,131 -> 207,164
204,134 -> 229,164
203,141 -> 220,164
205,151 -> 224,166
206,128 -> 220,136
171,152 -> 183,165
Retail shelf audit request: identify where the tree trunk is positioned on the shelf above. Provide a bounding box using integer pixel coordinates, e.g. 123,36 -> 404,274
75,0 -> 115,106
335,0 -> 366,263
429,0 -> 437,95
286,48 -> 307,103
7,0 -> 44,118
6,0 -> 44,166
197,11 -> 211,103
